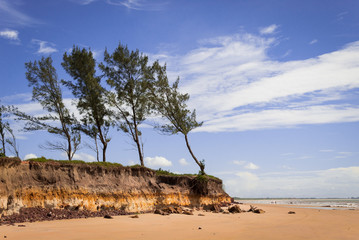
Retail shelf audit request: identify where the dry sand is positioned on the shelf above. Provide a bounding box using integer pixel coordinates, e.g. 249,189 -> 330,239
0,204 -> 358,240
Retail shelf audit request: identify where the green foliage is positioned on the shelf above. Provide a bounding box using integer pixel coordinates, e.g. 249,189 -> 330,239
100,43 -> 157,166
13,57 -> 81,160
26,157 -> 123,167
62,46 -> 112,162
152,64 -> 203,136
151,63 -> 205,174
0,149 -> 5,157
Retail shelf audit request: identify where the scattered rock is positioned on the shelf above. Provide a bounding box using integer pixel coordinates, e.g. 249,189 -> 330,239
104,215 -> 113,219
222,211 -> 230,214
253,209 -> 265,214
228,205 -> 242,213
248,205 -> 265,214
198,227 -> 202,230
130,215 -> 139,218
183,210 -> 193,215
198,213 -> 205,216
18,224 -> 26,227
203,204 -> 221,213
288,211 -> 296,214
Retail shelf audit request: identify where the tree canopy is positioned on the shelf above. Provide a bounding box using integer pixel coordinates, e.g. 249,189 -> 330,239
62,46 -> 112,162
13,57 -> 80,160
100,43 -> 157,166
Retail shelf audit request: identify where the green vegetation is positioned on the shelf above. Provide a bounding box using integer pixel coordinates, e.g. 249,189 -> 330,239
151,63 -> 205,174
1,41 -> 220,179
100,43 -> 157,166
11,57 -> 80,160
21,157 -> 220,180
25,157 -> 124,167
62,46 -> 112,162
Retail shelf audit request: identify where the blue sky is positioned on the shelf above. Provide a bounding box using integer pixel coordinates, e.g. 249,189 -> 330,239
1,0 -> 359,198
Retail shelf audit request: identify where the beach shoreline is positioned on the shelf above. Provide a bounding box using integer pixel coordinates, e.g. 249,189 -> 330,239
1,203 -> 358,240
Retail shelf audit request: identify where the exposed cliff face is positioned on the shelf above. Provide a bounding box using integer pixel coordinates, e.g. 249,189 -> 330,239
0,157 -> 230,216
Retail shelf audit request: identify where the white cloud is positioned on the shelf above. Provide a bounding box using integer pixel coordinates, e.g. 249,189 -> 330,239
0,29 -> 19,40
144,156 -> 172,167
155,34 -> 359,133
24,153 -> 37,160
72,152 -> 96,162
32,39 -> 58,54
222,166 -> 359,198
128,160 -> 136,165
309,39 -> 318,45
244,162 -> 259,170
259,24 -> 278,35
233,160 -> 259,170
233,160 -> 246,165
179,158 -> 189,166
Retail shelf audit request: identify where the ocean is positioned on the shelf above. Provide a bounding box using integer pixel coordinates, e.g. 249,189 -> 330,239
235,198 -> 359,210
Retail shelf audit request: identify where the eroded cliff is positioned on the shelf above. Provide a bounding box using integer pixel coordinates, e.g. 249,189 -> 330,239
0,157 -> 230,217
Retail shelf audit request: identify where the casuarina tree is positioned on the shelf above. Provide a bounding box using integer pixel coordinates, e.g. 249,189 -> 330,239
152,63 -> 205,174
100,43 -> 156,166
14,57 -> 80,160
62,46 -> 112,162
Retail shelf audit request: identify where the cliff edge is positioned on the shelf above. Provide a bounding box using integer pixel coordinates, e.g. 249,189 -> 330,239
0,157 -> 230,217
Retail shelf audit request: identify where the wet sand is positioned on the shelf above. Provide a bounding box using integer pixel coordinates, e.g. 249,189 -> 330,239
0,204 -> 358,240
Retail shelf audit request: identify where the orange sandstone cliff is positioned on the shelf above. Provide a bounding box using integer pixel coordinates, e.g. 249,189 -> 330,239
0,157 -> 230,216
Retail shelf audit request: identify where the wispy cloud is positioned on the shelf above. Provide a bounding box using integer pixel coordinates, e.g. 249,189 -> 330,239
32,39 -> 58,54
259,24 -> 278,35
309,39 -> 318,45
0,29 -> 19,40
72,0 -> 166,10
70,0 -> 98,5
0,0 -> 41,26
154,33 -> 359,133
337,11 -> 348,21
106,0 -> 166,10
319,149 -> 334,152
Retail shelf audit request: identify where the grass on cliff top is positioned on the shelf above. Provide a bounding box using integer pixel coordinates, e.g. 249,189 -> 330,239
26,157 -> 123,167
155,168 -> 221,181
25,157 -> 221,181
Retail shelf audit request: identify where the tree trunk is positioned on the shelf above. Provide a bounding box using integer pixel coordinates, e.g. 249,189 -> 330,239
102,142 -> 107,162
1,137 -> 5,156
67,136 -> 72,161
135,135 -> 144,166
184,134 -> 205,174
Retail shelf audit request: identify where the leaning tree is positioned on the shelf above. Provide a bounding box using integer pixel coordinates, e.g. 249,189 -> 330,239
152,63 -> 205,174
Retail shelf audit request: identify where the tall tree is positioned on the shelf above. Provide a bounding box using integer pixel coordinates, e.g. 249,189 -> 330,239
152,64 -> 205,174
100,43 -> 156,166
62,46 -> 111,162
14,57 -> 81,160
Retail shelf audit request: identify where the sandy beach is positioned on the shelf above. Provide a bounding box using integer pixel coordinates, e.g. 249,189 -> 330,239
0,204 -> 358,240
